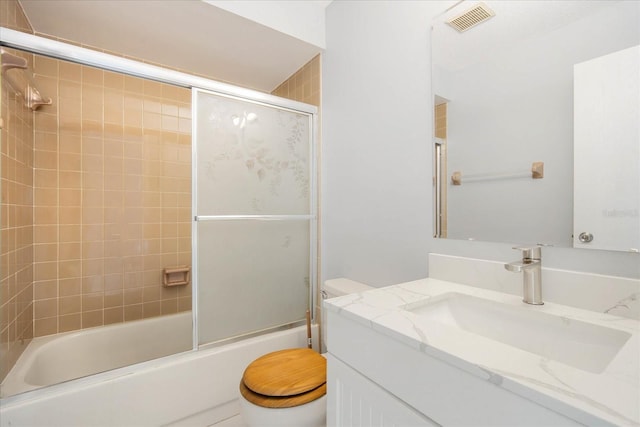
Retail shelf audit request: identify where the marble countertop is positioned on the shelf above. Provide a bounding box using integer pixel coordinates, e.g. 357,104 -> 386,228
324,278 -> 640,426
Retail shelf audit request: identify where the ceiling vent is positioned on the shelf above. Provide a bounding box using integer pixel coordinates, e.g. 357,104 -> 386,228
446,2 -> 495,33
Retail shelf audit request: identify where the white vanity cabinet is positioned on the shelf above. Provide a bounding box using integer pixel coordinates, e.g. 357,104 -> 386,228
324,279 -> 639,427
326,310 -> 583,427
327,354 -> 437,427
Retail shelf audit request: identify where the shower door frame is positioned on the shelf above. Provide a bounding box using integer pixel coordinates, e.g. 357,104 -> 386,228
192,88 -> 318,347
0,27 -> 319,353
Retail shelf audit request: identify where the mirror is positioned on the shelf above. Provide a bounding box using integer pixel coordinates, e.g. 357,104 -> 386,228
432,0 -> 640,252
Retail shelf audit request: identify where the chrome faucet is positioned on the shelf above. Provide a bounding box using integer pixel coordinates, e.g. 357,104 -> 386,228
504,246 -> 543,305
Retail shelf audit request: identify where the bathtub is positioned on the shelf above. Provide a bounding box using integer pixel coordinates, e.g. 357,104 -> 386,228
0,318 -> 318,426
1,312 -> 193,397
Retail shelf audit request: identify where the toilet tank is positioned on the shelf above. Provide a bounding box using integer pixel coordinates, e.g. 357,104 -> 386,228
322,278 -> 373,299
321,279 -> 372,352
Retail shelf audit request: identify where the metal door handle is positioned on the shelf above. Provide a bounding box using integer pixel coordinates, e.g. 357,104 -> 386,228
578,232 -> 594,243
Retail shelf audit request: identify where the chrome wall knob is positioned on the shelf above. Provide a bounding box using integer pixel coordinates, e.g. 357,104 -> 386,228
578,232 -> 594,243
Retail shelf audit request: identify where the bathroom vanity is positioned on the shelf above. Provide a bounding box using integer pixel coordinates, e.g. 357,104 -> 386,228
324,279 -> 640,426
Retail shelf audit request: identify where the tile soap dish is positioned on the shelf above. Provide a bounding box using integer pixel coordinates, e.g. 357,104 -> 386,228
163,266 -> 191,287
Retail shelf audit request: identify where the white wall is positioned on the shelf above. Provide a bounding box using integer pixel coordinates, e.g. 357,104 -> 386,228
322,0 -> 639,284
321,1 -> 440,286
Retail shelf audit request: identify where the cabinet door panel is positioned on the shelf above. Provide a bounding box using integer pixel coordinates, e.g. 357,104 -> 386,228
327,355 -> 438,427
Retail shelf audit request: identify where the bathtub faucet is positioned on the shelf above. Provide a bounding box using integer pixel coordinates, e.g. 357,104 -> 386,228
504,245 -> 543,305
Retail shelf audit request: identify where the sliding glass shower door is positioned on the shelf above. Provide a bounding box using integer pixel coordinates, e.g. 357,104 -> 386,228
193,89 -> 315,346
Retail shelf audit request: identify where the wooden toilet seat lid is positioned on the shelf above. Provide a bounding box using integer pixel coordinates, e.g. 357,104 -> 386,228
242,348 -> 326,397
239,380 -> 326,408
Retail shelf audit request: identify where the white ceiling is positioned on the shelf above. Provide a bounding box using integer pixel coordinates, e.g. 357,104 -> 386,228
20,1 -> 617,91
19,0 -> 326,92
433,0 -> 621,71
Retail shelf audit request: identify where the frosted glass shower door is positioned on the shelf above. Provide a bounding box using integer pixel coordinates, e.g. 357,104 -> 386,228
193,89 -> 315,345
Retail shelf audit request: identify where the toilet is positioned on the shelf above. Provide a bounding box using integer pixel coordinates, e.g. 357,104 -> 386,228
239,279 -> 372,427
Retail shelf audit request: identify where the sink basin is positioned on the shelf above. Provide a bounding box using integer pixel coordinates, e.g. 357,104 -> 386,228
405,293 -> 632,374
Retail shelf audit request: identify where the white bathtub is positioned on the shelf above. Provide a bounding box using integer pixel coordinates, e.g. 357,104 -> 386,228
0,318 -> 318,427
1,312 -> 193,397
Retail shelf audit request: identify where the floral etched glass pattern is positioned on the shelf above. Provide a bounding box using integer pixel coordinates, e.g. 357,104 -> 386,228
196,91 -> 311,215
194,89 -> 314,345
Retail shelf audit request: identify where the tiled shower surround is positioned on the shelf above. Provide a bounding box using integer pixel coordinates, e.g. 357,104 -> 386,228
1,2 -> 193,381
0,47 -> 35,382
0,0 -> 36,383
1,0 -> 321,385
30,57 -> 193,337
272,54 -> 320,108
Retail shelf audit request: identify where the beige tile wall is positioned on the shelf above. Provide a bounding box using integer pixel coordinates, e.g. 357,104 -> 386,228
271,55 -> 321,107
435,103 -> 447,139
0,0 -> 32,34
0,0 -> 35,383
30,56 -> 192,337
